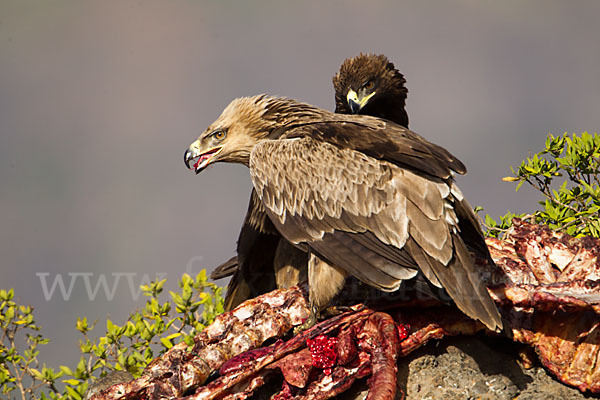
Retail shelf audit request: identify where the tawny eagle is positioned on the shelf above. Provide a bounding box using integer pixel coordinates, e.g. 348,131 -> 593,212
213,54 -> 413,310
184,95 -> 503,331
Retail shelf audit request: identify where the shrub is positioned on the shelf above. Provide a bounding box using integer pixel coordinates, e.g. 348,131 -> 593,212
484,132 -> 600,239
0,272 -> 223,400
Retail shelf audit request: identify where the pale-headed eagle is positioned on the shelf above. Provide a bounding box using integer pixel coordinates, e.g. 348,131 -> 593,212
185,95 -> 503,332
212,54 -> 413,311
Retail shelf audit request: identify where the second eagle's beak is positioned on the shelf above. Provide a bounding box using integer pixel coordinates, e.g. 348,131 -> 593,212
184,139 -> 223,174
346,89 -> 376,114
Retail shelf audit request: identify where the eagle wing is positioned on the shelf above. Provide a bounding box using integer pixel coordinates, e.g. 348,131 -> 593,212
250,126 -> 501,331
279,115 -> 466,179
250,135 -> 449,289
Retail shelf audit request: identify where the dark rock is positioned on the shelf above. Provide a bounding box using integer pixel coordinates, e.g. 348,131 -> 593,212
396,336 -> 591,399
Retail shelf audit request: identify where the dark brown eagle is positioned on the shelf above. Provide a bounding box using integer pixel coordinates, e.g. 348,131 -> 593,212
184,95 -> 503,331
333,53 -> 409,127
212,54 -> 412,310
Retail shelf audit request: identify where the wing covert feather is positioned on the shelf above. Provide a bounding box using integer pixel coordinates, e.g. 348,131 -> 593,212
250,137 -> 407,246
249,136 -> 457,287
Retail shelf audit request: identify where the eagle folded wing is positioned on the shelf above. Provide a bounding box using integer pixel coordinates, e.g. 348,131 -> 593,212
249,135 -> 457,291
249,133 -> 502,331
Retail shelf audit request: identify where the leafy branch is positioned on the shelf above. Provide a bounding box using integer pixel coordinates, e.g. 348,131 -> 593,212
1,272 -> 224,400
484,132 -> 600,238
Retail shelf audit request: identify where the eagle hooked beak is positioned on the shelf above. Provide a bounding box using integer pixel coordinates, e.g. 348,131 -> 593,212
346,89 -> 377,114
184,139 -> 223,174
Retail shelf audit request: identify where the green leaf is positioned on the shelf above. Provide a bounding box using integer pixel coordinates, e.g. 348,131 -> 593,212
5,306 -> 14,321
515,180 -> 525,192
60,365 -> 74,376
165,332 -> 182,341
76,317 -> 89,333
30,368 -> 44,380
106,319 -> 115,335
65,384 -> 83,399
196,269 -> 207,282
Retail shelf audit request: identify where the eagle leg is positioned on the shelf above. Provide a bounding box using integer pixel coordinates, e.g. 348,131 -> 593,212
274,239 -> 308,289
294,252 -> 349,333
307,252 -> 348,311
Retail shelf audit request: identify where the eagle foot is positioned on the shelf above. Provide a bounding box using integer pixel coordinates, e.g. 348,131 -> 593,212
321,305 -> 352,318
293,306 -> 318,335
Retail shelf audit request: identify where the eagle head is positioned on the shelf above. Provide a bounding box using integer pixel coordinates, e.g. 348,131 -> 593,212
333,53 -> 409,127
184,96 -> 273,173
184,95 -> 322,173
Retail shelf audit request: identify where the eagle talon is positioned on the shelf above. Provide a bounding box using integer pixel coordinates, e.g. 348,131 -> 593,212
293,306 -> 318,335
321,305 -> 352,318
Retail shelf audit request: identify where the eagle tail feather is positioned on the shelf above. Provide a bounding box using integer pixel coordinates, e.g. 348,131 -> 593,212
210,256 -> 239,280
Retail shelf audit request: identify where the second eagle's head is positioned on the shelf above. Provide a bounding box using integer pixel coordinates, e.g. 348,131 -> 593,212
333,53 -> 409,127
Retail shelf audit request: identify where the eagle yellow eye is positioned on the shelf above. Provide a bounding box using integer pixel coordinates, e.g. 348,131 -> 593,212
213,130 -> 226,140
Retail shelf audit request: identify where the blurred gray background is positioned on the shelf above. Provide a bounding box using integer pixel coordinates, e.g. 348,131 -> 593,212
2,1 -> 599,370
